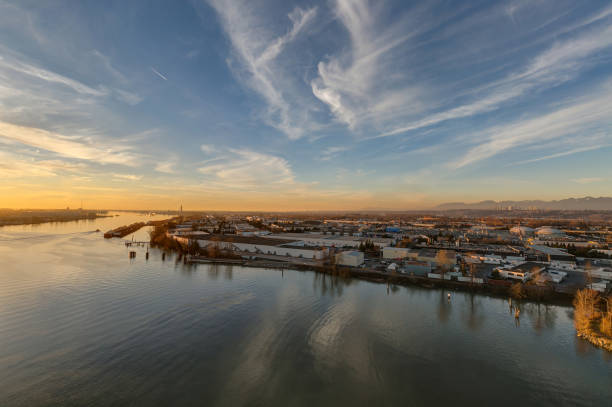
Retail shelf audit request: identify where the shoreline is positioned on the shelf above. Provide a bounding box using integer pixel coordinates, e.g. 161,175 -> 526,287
187,255 -> 612,352
576,330 -> 612,353
183,254 -> 575,306
0,214 -> 111,228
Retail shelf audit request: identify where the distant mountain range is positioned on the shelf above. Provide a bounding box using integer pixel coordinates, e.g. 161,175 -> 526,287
435,197 -> 612,211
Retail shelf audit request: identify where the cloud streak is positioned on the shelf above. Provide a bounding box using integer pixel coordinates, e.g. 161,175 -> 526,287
571,177 -> 604,185
207,0 -> 317,139
378,19 -> 612,138
0,121 -> 139,165
450,85 -> 612,168
198,148 -> 295,190
312,0 -> 423,131
150,67 -> 168,81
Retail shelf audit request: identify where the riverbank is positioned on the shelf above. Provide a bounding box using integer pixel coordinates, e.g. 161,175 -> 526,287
577,330 -> 612,353
573,289 -> 612,352
182,254 -> 575,306
0,209 -> 109,227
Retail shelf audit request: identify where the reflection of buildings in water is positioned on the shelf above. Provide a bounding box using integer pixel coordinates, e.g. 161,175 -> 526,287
312,272 -> 354,297
223,264 -> 234,280
524,303 -> 557,334
207,264 -> 221,280
461,293 -> 485,331
437,290 -> 451,323
179,262 -> 198,276
385,282 -> 400,296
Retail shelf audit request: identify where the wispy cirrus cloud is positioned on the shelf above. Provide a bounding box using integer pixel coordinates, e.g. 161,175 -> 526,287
207,0 -> 317,139
112,173 -> 143,181
312,0 -> 424,131
0,53 -> 108,96
0,121 -> 139,165
200,144 -> 216,154
0,151 -> 79,178
0,46 -> 143,135
319,146 -> 349,161
198,148 -> 295,190
571,177 -> 604,184
378,15 -> 612,138
155,161 -> 177,174
513,145 -> 609,166
449,84 -> 612,168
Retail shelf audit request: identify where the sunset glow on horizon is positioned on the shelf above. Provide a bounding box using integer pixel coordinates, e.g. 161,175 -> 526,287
1,1 -> 612,210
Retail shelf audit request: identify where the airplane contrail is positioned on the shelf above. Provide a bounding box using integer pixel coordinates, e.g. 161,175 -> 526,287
150,67 -> 168,81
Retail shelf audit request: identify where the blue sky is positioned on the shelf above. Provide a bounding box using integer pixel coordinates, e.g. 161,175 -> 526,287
1,0 -> 612,210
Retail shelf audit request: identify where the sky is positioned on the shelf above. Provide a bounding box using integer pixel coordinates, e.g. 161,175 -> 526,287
1,0 -> 612,211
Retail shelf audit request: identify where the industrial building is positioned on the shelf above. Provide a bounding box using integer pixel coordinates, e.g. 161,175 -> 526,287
193,235 -> 328,260
335,251 -> 364,267
529,245 -> 575,263
382,247 -> 416,259
496,262 -> 546,282
535,226 -> 564,239
402,261 -> 432,276
509,226 -> 534,236
265,233 -> 394,248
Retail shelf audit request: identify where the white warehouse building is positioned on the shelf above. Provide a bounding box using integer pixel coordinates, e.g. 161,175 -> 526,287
335,251 -> 364,267
382,247 -> 415,260
266,233 -> 393,248
193,235 -> 328,260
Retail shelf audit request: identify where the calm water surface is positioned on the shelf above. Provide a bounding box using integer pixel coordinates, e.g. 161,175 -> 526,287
0,213 -> 610,406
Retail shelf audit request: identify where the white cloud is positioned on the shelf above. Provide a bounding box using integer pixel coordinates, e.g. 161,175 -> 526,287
571,177 -> 604,184
0,151 -> 87,178
198,148 -> 294,190
91,49 -> 127,83
112,173 -> 143,181
0,53 -> 108,97
207,0 -> 317,139
319,146 -> 349,161
0,120 -> 139,165
114,89 -> 143,105
513,145 -> 608,165
311,0 -> 421,131
155,161 -> 176,174
450,85 -> 612,168
200,144 -> 216,154
378,19 -> 612,138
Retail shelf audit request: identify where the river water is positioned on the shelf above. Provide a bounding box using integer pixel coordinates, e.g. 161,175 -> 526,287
0,212 -> 610,406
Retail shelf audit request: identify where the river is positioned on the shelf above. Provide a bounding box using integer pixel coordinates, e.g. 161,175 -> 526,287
0,212 -> 610,406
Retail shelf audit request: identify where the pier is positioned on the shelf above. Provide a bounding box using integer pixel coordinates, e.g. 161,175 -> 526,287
124,241 -> 149,247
